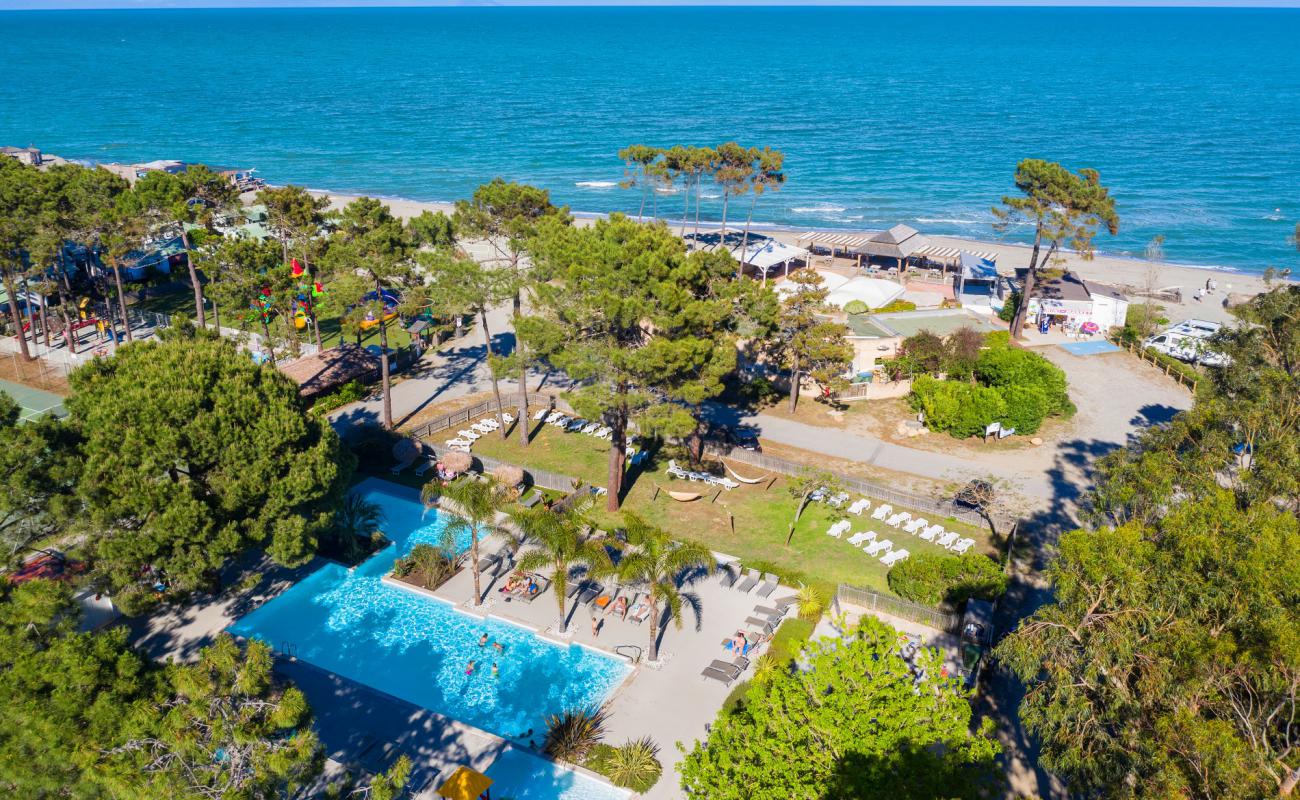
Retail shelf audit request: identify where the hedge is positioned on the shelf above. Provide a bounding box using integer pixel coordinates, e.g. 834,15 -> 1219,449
887,551 -> 1008,606
909,376 -> 1007,439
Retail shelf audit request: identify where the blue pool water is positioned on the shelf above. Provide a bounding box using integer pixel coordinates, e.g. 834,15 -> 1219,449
485,747 -> 631,800
2,7 -> 1299,271
227,478 -> 630,742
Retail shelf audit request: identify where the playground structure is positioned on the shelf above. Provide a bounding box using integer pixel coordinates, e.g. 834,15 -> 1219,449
358,289 -> 400,330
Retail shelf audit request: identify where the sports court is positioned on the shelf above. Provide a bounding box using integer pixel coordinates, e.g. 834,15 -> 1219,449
1058,340 -> 1122,357
0,378 -> 67,421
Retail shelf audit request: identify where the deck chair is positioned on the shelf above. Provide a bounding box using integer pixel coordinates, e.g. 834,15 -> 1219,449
882,549 -> 910,566
746,617 -> 777,636
501,413 -> 514,424
871,504 -> 893,521
920,525 -> 942,541
936,531 -> 959,548
865,539 -> 893,556
577,583 -> 603,606
707,659 -> 743,679
904,518 -> 928,534
950,537 -> 975,554
736,568 -> 760,593
701,666 -> 736,686
718,563 -> 740,588
886,512 -> 910,528
755,573 -> 778,598
753,604 -> 787,620
847,530 -> 875,546
533,408 -> 550,421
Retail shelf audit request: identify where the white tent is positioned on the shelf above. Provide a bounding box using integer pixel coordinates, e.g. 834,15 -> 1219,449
729,238 -> 810,276
773,269 -> 850,297
825,276 -> 906,310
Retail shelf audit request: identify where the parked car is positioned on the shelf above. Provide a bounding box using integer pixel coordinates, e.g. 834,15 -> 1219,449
709,424 -> 762,453
1144,319 -> 1229,367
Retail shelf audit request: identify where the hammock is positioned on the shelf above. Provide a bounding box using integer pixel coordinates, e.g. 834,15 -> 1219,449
667,490 -> 702,502
725,463 -> 769,485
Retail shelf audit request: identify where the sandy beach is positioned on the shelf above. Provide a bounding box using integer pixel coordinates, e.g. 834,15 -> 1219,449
309,189 -> 1285,326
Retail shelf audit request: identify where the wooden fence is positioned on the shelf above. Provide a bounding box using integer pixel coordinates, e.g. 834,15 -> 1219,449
836,583 -> 964,634
1110,337 -> 1199,392
704,442 -> 998,530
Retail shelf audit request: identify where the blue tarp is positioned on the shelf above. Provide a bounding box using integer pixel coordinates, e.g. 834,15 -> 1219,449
960,251 -> 998,282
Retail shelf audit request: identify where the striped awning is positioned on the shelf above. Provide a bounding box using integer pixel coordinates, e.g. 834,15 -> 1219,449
915,245 -> 999,263
797,231 -> 871,249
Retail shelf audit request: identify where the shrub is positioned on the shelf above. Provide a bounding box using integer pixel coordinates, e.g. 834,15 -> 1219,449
998,291 -> 1021,323
309,380 -> 368,416
543,706 -> 609,763
996,383 -> 1051,435
985,330 -> 1011,349
392,543 -> 459,589
898,330 -> 948,376
843,299 -> 869,315
887,551 -> 1008,606
909,375 -> 1007,439
875,299 -> 917,313
975,345 -> 1071,416
795,583 -> 827,622
584,738 -> 662,792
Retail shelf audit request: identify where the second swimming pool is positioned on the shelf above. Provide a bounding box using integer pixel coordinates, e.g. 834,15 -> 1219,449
228,478 -> 630,743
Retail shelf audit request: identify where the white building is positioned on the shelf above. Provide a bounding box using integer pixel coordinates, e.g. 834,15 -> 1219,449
1022,271 -> 1129,331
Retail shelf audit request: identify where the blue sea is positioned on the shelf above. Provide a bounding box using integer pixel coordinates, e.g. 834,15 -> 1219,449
1,6 -> 1298,272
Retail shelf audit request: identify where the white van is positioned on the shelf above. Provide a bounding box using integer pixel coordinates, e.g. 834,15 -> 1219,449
1144,319 -> 1229,367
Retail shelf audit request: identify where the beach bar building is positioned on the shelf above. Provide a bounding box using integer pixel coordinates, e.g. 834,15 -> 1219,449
1021,270 -> 1129,332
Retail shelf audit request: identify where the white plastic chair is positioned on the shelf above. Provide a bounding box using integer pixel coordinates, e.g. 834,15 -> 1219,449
882,549 -> 910,566
501,413 -> 514,424
936,531 -> 959,548
533,408 -> 550,421
871,504 -> 893,521
848,498 -> 871,515
865,539 -> 893,556
886,512 -> 910,528
950,538 -> 975,554
904,517 -> 927,534
920,525 -> 942,542
847,530 -> 875,546
457,429 -> 481,441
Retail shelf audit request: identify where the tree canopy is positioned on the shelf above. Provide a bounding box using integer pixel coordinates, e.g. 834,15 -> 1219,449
998,286 -> 1300,798
678,615 -> 1000,799
67,336 -> 351,611
770,268 -> 854,412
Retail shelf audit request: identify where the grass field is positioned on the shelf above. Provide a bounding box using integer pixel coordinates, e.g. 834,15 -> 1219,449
469,420 -> 992,597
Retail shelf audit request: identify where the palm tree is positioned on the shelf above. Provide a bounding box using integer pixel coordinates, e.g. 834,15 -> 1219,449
510,504 -> 612,635
421,476 -> 511,606
616,513 -> 712,663
330,493 -> 384,563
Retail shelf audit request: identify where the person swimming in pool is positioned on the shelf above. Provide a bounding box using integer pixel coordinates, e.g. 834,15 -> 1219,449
491,662 -> 499,678
492,641 -> 504,654
465,660 -> 476,676
478,632 -> 489,647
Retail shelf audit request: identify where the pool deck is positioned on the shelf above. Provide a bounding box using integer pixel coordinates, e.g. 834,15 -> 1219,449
124,528 -> 954,800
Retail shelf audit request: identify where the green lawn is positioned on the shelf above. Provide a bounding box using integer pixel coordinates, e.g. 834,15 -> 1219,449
470,422 -> 992,598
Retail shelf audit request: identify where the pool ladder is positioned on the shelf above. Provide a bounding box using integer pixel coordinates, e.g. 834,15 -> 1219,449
615,644 -> 642,664
280,640 -> 298,658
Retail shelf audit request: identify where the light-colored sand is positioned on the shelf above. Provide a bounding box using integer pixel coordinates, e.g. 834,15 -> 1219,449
306,189 -> 1287,325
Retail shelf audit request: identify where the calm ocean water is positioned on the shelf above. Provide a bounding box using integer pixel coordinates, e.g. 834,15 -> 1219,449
1,7 -> 1298,272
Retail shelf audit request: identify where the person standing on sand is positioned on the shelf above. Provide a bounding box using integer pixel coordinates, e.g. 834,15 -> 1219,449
591,613 -> 600,638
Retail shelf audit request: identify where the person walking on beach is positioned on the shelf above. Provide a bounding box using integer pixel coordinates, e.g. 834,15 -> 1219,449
590,613 -> 600,638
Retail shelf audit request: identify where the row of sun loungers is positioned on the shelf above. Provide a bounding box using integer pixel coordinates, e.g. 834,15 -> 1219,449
444,413 -> 517,452
666,460 -> 740,490
832,502 -> 976,555
701,595 -> 798,685
534,409 -> 614,440
719,565 -> 778,598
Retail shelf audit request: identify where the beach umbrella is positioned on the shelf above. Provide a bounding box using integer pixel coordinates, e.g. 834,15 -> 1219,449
436,766 -> 493,800
441,450 -> 473,474
492,464 -> 524,487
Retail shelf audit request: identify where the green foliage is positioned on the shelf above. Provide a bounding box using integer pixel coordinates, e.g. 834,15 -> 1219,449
422,477 -> 512,606
771,268 -> 853,409
909,375 -> 1007,438
975,342 -> 1071,415
874,298 -> 917,313
887,551 -> 1007,606
510,504 -> 610,633
523,214 -> 773,506
309,380 -> 368,417
794,583 -> 827,622
0,393 -> 81,559
679,616 -> 1000,799
994,383 -> 1051,435
585,738 -> 662,792
394,543 -> 459,589
543,706 -> 609,764
617,513 -> 712,662
1117,301 -> 1169,345
997,291 -> 1020,323
67,336 -> 352,604
842,299 -> 869,315
1000,287 -> 1300,799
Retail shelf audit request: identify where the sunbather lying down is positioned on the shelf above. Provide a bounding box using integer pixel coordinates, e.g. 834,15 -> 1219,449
607,595 -> 628,618
722,629 -> 768,655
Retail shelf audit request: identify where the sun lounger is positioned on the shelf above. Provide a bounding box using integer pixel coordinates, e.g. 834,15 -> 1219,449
904,518 -> 928,534
533,408 -> 550,421
594,426 -> 611,438
886,512 -> 911,528
580,422 -> 599,434
566,419 -> 588,432
871,504 -> 893,521
549,415 -> 570,427
628,597 -> 651,624
501,413 -> 514,424
825,492 -> 850,507
718,563 -> 740,588
701,665 -> 736,686
732,655 -> 751,672
847,530 -> 875,546
920,525 -> 942,541
457,429 -> 481,441
736,568 -> 760,593
936,531 -> 959,548
707,659 -> 743,679
755,572 -> 778,598
753,604 -> 787,619
476,552 -> 499,573
667,460 -> 690,480
848,498 -> 871,515
772,596 -> 799,612
577,583 -> 603,606
413,458 -> 435,477
865,539 -> 893,556
882,548 -> 910,566
950,537 -> 975,554
746,617 -> 777,636
826,520 -> 850,538
629,450 -> 648,466
445,438 -> 472,450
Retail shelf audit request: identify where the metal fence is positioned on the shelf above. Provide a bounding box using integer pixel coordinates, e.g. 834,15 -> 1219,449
836,583 -> 964,634
409,398 -> 509,439
704,442 -> 996,530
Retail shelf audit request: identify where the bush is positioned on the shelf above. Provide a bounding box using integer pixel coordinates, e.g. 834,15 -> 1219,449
584,739 -> 662,793
544,706 -> 609,763
309,380 -> 368,416
998,291 -> 1021,323
909,375 -> 1007,439
875,299 -> 917,313
975,345 -> 1072,417
996,383 -> 1051,435
985,330 -> 1011,349
843,299 -> 869,315
888,551 -> 1008,606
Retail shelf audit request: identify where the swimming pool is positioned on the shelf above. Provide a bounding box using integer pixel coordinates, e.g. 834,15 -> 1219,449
484,747 -> 631,800
228,478 -> 630,743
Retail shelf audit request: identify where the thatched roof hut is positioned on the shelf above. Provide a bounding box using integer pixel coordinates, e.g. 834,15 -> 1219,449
441,450 -> 473,474
492,464 -> 525,488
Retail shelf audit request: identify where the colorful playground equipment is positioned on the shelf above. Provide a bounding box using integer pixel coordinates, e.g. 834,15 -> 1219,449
357,289 -> 400,330
290,258 -> 325,330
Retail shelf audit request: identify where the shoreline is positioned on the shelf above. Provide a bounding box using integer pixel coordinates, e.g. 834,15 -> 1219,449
301,187 -> 1287,326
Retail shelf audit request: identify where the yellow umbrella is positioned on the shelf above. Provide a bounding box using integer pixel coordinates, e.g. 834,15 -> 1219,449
436,766 -> 493,800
